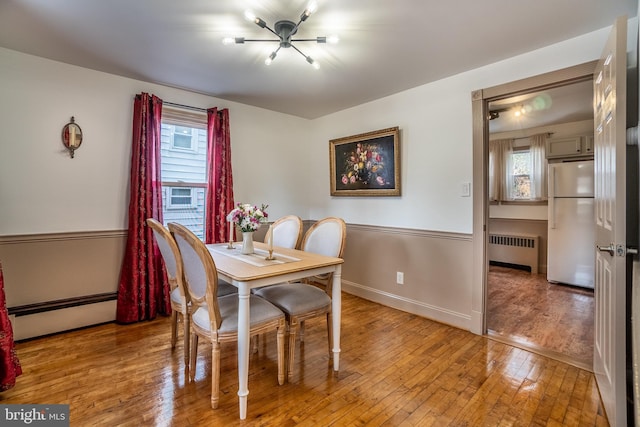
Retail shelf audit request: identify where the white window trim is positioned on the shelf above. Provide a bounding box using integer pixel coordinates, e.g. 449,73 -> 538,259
170,126 -> 197,152
166,187 -> 197,209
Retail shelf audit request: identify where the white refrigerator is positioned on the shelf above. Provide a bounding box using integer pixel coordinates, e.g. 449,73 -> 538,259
547,160 -> 595,288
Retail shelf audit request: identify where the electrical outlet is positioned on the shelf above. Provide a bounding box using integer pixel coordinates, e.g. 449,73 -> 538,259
396,271 -> 404,285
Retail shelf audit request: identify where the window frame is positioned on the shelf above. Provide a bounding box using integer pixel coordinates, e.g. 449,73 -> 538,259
166,186 -> 198,209
160,106 -> 209,240
170,125 -> 198,152
509,146 -> 533,201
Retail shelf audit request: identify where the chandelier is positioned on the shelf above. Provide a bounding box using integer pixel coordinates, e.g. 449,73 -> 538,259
223,2 -> 338,69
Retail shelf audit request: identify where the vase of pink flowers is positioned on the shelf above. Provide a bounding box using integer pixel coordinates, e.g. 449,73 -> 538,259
227,203 -> 268,254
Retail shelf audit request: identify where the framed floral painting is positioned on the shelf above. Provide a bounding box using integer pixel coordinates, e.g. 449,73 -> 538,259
329,126 -> 400,196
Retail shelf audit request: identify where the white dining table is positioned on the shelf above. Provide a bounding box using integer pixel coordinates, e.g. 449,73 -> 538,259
206,241 -> 344,420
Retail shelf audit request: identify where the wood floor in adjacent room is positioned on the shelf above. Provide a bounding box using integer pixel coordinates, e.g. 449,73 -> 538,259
487,265 -> 594,370
1,292 -> 607,426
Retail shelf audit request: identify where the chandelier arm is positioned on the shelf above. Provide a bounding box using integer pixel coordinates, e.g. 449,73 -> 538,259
262,25 -> 280,39
241,39 -> 282,42
289,17 -> 306,36
290,44 -> 310,60
291,38 -> 322,42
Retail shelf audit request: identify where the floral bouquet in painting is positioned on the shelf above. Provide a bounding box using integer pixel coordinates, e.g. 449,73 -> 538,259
340,141 -> 390,188
227,203 -> 269,232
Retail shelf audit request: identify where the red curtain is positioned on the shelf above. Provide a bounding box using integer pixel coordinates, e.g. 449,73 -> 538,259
205,108 -> 235,244
116,93 -> 171,323
0,262 -> 21,390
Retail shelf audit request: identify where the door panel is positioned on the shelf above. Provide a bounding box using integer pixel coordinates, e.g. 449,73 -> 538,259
593,16 -> 627,426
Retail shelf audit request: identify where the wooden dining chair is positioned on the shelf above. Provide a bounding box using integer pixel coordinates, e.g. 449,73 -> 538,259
146,218 -> 191,370
168,222 -> 286,409
146,219 -> 237,370
254,217 -> 346,381
265,215 -> 304,249
250,215 -> 305,352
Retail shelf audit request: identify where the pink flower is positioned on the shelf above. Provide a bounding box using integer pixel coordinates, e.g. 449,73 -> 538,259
341,175 -> 348,184
376,176 -> 385,185
350,175 -> 356,184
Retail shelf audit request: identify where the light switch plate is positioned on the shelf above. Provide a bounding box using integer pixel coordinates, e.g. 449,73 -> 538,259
461,182 -> 471,197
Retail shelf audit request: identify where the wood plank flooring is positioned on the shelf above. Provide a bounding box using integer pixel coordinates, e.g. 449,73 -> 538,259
0,293 -> 608,426
487,265 -> 594,370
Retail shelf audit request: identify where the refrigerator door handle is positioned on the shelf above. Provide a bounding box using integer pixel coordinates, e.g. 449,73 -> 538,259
549,165 -> 556,229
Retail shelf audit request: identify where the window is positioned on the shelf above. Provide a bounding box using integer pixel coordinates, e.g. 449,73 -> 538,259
166,187 -> 197,209
171,126 -> 196,150
160,108 -> 208,240
489,134 -> 547,202
510,149 -> 532,200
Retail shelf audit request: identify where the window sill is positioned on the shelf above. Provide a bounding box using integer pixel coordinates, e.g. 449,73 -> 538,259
490,200 -> 548,206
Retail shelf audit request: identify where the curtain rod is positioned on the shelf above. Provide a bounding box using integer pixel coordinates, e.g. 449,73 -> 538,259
492,132 -> 554,142
513,132 -> 554,141
163,101 -> 207,113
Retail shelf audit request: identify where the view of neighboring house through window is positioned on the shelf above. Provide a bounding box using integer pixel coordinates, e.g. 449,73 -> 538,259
510,149 -> 532,199
160,112 -> 208,240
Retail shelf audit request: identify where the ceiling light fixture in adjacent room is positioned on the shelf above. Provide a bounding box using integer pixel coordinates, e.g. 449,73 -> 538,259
222,1 -> 338,69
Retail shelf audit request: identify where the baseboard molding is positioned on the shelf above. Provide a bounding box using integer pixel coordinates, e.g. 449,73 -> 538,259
342,280 -> 471,331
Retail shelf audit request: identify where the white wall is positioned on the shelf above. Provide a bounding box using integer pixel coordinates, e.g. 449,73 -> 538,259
308,27 -> 611,234
0,47 -> 308,235
0,26 -> 617,236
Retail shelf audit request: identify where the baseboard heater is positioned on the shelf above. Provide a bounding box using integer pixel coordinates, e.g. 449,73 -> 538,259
8,292 -> 117,317
488,233 -> 539,274
7,293 -> 118,341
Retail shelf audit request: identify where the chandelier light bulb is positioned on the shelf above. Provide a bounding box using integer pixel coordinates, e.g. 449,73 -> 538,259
301,1 -> 318,20
222,37 -> 234,45
306,56 -> 320,69
327,35 -> 339,44
265,51 -> 277,65
244,10 -> 256,22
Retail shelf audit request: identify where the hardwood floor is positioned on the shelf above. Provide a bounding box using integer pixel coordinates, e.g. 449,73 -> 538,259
487,265 -> 594,370
1,293 -> 607,426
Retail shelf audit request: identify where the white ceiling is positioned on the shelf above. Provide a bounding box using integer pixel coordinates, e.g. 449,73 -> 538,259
488,80 -> 595,134
0,0 -> 635,119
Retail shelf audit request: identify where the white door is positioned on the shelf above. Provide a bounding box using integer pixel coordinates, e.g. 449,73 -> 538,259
593,16 -> 627,426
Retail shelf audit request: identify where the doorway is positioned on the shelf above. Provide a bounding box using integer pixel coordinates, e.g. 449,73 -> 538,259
485,80 -> 595,369
470,61 -> 598,368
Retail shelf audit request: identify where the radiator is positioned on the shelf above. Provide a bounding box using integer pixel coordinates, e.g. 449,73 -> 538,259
488,233 -> 539,274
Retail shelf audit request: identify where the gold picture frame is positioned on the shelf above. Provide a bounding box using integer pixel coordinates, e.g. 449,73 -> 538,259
329,126 -> 400,197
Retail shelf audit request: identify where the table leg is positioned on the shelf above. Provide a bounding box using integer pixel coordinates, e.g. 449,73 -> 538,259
237,281 -> 250,419
331,265 -> 342,371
